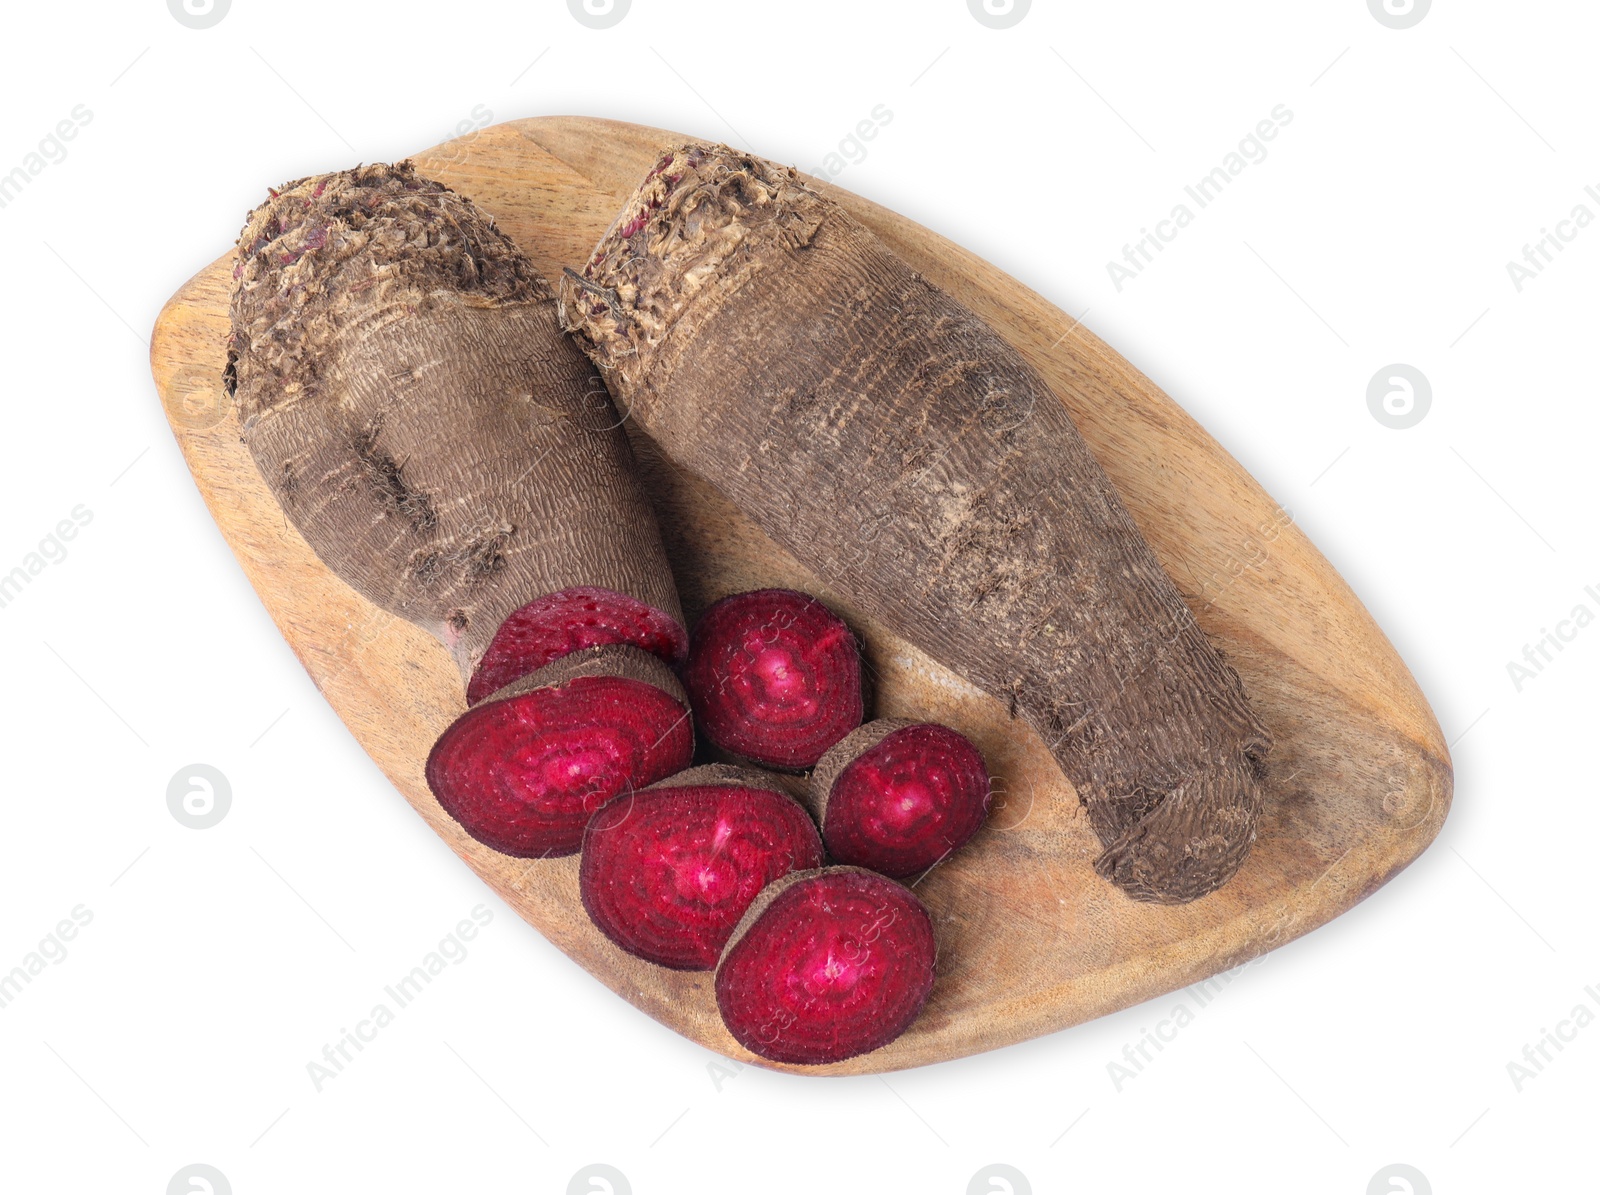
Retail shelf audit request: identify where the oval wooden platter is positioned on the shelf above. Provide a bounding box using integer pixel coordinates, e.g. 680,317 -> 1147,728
148,116 -> 1451,1075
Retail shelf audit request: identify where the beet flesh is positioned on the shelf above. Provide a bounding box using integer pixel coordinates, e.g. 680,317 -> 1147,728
684,588 -> 863,770
426,647 -> 692,858
580,769 -> 823,970
812,720 -> 991,879
715,867 -> 936,1065
467,586 -> 688,704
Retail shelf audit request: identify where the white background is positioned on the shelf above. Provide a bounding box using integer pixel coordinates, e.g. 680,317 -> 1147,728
0,1 -> 1593,1192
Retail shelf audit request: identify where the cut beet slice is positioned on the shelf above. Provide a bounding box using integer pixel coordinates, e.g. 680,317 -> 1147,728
810,720 -> 991,879
426,645 -> 692,858
684,588 -> 863,770
467,586 -> 688,705
580,765 -> 823,970
715,867 -> 936,1065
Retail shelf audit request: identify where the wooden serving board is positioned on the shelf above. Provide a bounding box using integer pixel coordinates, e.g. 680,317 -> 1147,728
149,117 -> 1451,1075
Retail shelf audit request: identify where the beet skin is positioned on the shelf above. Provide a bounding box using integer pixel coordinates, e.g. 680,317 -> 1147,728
561,144 -> 1273,903
228,163 -> 684,699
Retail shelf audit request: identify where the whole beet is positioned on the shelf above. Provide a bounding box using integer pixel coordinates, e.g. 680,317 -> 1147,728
561,144 -> 1271,903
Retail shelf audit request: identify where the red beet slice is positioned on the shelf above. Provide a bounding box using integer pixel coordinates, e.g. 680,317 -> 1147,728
684,588 -> 863,770
426,646 -> 692,858
467,586 -> 688,705
810,720 -> 991,879
715,867 -> 936,1065
580,765 -> 823,970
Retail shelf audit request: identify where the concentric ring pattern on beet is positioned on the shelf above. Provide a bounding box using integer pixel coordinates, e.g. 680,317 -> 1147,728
684,588 -> 863,770
581,779 -> 823,969
715,867 -> 936,1065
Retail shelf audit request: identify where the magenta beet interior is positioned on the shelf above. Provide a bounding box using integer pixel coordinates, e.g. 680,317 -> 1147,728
580,784 -> 823,970
824,724 -> 991,878
426,675 -> 692,858
684,589 -> 862,769
466,587 -> 688,705
715,870 -> 936,1065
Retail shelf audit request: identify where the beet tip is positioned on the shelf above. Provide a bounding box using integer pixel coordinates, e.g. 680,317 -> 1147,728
426,646 -> 693,858
580,766 -> 823,970
684,588 -> 863,770
715,867 -> 936,1065
811,720 -> 991,879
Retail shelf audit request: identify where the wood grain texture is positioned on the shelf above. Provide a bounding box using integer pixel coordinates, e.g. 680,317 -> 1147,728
148,116 -> 1451,1075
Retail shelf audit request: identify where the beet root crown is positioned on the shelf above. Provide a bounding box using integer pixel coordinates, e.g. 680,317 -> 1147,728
580,771 -> 823,970
714,867 -> 936,1065
425,646 -> 692,858
684,588 -> 863,770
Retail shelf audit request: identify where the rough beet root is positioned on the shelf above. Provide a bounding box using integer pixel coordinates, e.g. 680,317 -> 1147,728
228,163 -> 684,700
580,765 -> 823,970
467,586 -> 688,705
562,144 -> 1273,902
426,646 -> 692,858
715,866 -> 936,1065
809,720 -> 990,879
684,589 -> 863,770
